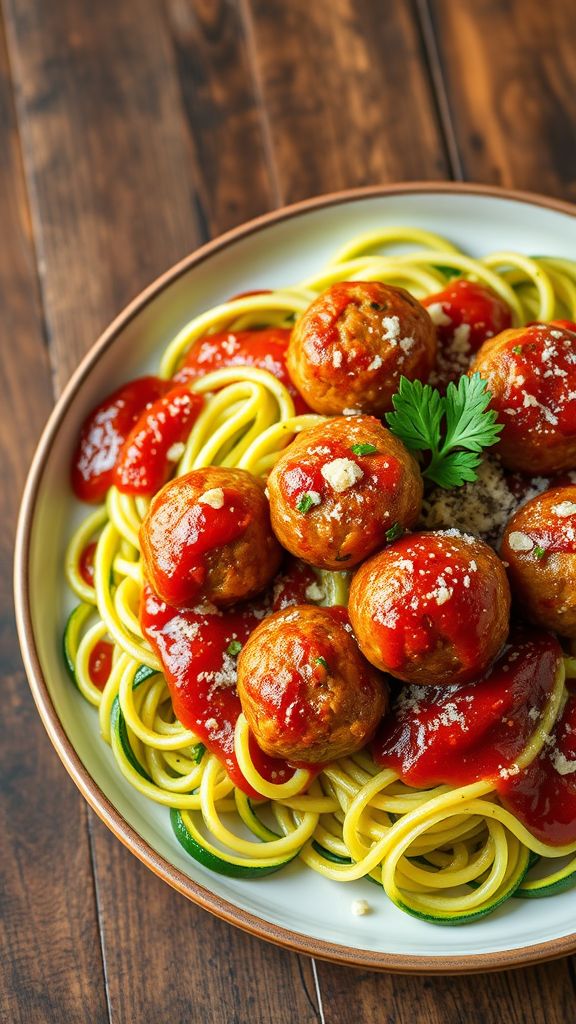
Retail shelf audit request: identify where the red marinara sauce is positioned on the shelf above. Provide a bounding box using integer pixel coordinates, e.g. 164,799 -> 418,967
113,386 -> 204,495
88,640 -> 113,690
140,562 -> 320,796
423,280 -> 512,387
72,376 -> 169,502
373,630 -> 562,788
79,541 -> 97,587
173,327 -> 310,414
499,692 -> 576,846
277,435 -> 401,510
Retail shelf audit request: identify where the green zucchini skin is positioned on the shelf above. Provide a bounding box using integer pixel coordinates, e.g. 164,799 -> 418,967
63,604 -> 94,688
170,809 -> 297,878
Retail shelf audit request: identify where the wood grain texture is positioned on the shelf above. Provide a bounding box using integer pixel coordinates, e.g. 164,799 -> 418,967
242,0 -> 449,202
5,0 -> 576,1019
0,14 -> 109,1024
2,0 -> 319,1020
422,0 -> 576,200
90,817 -> 320,1024
315,956 -> 576,1023
166,0 -> 279,234
2,0 -> 204,388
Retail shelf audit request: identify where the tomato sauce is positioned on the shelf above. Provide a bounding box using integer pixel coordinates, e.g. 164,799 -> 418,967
88,639 -> 113,690
140,480 -> 252,607
423,279 -> 512,354
499,691 -> 576,846
140,562 -> 319,796
364,533 -> 499,682
374,630 -> 561,788
489,324 -> 576,440
278,436 -> 401,509
114,386 -> 204,495
72,376 -> 170,502
174,327 -> 310,415
79,541 -> 97,586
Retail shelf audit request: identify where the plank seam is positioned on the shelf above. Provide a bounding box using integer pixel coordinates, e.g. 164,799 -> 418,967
0,0 -> 60,394
413,0 -> 464,181
87,811 -> 114,1024
236,0 -> 283,208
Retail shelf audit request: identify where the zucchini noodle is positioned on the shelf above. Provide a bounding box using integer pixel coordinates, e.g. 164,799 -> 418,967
64,227 -> 576,922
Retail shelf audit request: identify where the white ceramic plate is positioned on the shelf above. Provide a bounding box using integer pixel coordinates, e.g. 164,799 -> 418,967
15,183 -> 576,972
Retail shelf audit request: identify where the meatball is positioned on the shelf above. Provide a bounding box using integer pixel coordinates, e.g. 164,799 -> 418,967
237,605 -> 388,763
470,321 -> 576,474
140,467 -> 282,608
348,530 -> 511,685
287,281 -> 436,416
501,486 -> 576,637
422,279 -> 512,389
267,416 -> 423,570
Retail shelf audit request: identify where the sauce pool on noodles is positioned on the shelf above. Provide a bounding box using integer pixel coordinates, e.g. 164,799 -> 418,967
140,561 -> 321,797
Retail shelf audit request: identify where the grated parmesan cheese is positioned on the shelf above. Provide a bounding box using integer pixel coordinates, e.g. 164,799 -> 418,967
351,899 -> 371,916
198,487 -> 225,509
508,531 -> 534,552
321,458 -> 363,492
552,501 -> 576,517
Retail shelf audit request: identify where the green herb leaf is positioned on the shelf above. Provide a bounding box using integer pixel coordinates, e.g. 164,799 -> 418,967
385,373 -> 503,489
385,377 -> 444,454
296,493 -> 318,514
227,640 -> 242,657
315,656 -> 329,671
512,345 -> 523,354
350,443 -> 378,456
533,545 -> 547,560
385,521 -> 403,542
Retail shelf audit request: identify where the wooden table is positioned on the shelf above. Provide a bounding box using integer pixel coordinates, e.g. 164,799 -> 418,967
3,1 -> 576,1020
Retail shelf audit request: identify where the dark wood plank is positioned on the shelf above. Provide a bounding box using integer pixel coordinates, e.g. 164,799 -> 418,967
0,12 -> 109,1024
315,957 -> 576,1024
242,0 -> 449,202
91,817 -> 321,1024
3,0 -> 204,389
422,0 -> 576,200
166,0 -> 279,233
3,0 -> 319,1019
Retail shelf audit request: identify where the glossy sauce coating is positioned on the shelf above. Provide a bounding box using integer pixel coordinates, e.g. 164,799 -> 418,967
113,386 -> 203,495
79,541 -> 97,587
349,530 -> 511,685
88,640 -> 113,691
287,281 -> 436,416
140,563 -> 320,796
423,279 -> 512,389
501,485 -> 576,637
267,416 -> 422,570
374,629 -> 561,788
470,321 -> 576,473
140,467 -> 282,608
237,604 -> 388,763
174,327 -> 309,414
72,376 -> 169,502
499,690 -> 576,846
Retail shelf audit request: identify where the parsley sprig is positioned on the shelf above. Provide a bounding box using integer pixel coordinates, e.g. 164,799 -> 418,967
385,373 -> 502,488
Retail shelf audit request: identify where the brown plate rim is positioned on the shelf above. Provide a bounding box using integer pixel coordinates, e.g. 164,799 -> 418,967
14,180 -> 576,974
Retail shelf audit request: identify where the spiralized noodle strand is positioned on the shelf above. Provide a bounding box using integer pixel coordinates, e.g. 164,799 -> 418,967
64,227 -> 576,919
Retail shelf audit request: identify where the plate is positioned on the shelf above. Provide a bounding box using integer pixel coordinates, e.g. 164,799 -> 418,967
15,182 -> 576,973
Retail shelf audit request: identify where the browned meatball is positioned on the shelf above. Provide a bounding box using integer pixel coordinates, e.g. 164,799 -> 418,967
267,416 -> 423,570
470,321 -> 576,474
237,605 -> 389,763
287,281 -> 436,416
348,530 -> 511,685
501,485 -> 576,637
140,467 -> 282,608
